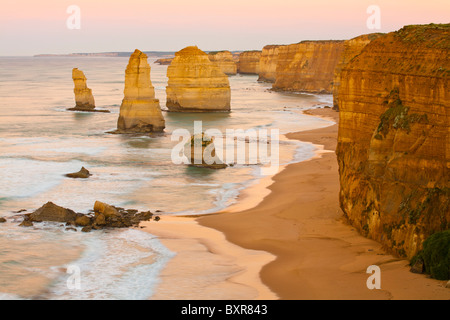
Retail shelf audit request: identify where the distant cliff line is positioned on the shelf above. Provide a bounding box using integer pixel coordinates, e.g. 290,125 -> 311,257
34,52 -> 176,58
34,51 -> 243,58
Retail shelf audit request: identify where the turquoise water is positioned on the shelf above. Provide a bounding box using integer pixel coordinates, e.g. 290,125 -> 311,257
0,56 -> 333,299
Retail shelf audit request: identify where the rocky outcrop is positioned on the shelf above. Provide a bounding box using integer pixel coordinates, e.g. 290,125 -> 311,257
336,24 -> 450,259
65,167 -> 92,179
68,68 -> 109,112
238,51 -> 261,74
20,201 -> 157,231
184,133 -> 227,169
208,51 -> 237,75
116,49 -> 165,133
332,33 -> 384,110
29,202 -> 78,223
166,46 -> 231,112
258,45 -> 284,82
273,40 -> 345,93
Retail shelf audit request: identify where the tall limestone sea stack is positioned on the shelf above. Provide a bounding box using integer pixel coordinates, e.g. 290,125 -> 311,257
208,51 -> 237,75
336,24 -> 449,259
116,49 -> 165,133
273,40 -> 345,93
69,68 -> 103,112
166,46 -> 231,112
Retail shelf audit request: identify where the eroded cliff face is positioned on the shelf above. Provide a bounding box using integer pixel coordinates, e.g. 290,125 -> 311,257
238,51 -> 261,74
336,24 -> 450,259
258,45 -> 284,82
166,46 -> 231,112
273,41 -> 345,93
117,49 -> 165,133
332,33 -> 384,110
208,51 -> 237,75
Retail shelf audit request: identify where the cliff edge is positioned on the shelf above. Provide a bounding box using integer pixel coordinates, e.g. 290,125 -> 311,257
336,24 -> 449,259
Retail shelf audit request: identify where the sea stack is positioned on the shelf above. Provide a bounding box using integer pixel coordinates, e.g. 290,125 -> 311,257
208,51 -> 237,75
116,49 -> 165,133
166,46 -> 231,112
336,24 -> 450,259
69,68 -> 96,111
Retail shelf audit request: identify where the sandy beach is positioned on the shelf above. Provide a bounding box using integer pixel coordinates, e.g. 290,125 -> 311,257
142,107 -> 449,300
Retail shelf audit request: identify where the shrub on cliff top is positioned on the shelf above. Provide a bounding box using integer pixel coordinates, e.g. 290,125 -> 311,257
411,230 -> 450,280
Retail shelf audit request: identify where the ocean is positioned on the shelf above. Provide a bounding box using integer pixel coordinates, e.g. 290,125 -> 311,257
0,56 -> 333,299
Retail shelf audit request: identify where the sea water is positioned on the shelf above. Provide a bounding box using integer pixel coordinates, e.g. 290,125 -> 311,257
0,56 -> 333,299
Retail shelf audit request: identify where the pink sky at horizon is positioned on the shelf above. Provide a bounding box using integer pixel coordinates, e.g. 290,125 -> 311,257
0,0 -> 448,56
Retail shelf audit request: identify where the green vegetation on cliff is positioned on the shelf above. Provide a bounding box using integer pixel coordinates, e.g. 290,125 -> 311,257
375,88 -> 429,140
411,230 -> 450,280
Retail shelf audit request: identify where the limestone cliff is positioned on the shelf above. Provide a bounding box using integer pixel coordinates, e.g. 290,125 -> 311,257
166,46 -> 231,112
273,41 -> 345,93
332,33 -> 384,110
258,45 -> 284,82
117,49 -> 165,133
238,51 -> 261,74
70,68 -> 96,111
336,24 -> 450,259
208,51 -> 237,75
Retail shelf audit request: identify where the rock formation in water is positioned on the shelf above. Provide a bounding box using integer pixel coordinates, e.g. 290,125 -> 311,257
154,58 -> 173,65
19,201 -> 156,231
238,51 -> 261,74
336,24 -> 450,259
184,133 -> 227,169
208,51 -> 237,75
69,68 -> 109,112
65,167 -> 92,179
166,46 -> 231,112
272,41 -> 345,93
332,33 -> 384,110
258,45 -> 284,82
116,49 -> 165,133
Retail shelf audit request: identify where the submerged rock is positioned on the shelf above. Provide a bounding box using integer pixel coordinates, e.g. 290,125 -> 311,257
65,167 -> 92,179
19,220 -> 33,227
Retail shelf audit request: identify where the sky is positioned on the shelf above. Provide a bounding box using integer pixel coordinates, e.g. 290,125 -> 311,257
0,0 -> 448,56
